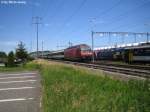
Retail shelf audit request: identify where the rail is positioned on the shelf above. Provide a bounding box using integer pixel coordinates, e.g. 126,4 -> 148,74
48,59 -> 150,79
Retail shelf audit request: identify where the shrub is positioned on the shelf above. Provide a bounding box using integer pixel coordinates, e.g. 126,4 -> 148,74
7,51 -> 15,67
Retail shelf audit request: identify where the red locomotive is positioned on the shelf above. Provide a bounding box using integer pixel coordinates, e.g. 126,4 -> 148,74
64,44 -> 92,61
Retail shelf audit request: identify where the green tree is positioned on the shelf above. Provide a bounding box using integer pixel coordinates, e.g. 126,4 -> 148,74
0,52 -> 7,58
16,41 -> 28,62
0,51 -> 7,63
7,51 -> 15,67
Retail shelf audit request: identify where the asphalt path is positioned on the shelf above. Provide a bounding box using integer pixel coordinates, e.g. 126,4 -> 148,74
0,72 -> 41,112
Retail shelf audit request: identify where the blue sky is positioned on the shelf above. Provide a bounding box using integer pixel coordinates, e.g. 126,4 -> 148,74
0,0 -> 150,53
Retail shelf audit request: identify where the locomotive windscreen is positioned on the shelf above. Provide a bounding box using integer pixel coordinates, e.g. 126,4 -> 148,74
80,46 -> 91,51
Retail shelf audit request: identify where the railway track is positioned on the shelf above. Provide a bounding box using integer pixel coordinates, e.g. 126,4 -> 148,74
93,61 -> 150,71
48,59 -> 150,79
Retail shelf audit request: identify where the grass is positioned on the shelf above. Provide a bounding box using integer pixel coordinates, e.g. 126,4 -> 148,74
26,60 -> 150,112
0,66 -> 28,72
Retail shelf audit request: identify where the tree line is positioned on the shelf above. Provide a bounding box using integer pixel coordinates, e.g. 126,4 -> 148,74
0,41 -> 32,67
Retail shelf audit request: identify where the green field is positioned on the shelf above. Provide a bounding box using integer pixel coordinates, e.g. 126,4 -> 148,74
26,60 -> 150,112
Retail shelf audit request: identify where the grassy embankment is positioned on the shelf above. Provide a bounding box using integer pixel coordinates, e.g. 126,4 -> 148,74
25,60 -> 150,112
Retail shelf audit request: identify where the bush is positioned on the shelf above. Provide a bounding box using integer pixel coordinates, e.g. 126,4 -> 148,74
7,51 -> 15,67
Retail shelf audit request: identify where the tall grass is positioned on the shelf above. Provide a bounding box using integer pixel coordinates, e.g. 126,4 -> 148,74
26,60 -> 150,112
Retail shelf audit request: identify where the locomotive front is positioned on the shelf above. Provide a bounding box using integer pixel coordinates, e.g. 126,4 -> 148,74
80,44 -> 93,60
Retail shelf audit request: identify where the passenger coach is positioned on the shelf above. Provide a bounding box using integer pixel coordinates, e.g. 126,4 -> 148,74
124,43 -> 150,63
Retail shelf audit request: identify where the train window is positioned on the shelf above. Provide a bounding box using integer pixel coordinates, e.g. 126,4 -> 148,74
143,49 -> 150,54
133,50 -> 138,55
145,49 -> 150,52
81,47 -> 91,51
133,48 -> 150,55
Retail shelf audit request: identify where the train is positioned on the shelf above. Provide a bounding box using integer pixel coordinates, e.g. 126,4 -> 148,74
48,50 -> 64,60
64,44 -> 92,61
31,42 -> 150,63
48,44 -> 93,61
95,42 -> 150,63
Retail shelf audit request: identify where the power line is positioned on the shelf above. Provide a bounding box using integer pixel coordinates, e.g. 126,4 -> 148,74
42,0 -> 66,19
30,0 -> 39,17
102,1 -> 150,31
96,0 -> 122,19
57,0 -> 88,34
56,43 -> 68,50
41,0 -> 55,18
109,10 -> 150,32
91,32 -> 150,56
68,41 -> 73,47
64,0 -> 88,23
90,0 -> 150,33
70,0 -> 122,38
69,1 -> 149,38
32,16 -> 42,58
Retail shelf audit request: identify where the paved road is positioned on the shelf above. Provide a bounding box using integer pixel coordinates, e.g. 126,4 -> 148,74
0,72 -> 41,112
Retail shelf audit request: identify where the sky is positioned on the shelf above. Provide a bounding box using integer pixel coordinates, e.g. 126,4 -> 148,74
0,0 -> 150,53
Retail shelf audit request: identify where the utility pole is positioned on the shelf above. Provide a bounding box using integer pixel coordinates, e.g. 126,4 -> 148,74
42,41 -> 44,58
91,31 -> 94,63
121,34 -> 125,44
32,16 -> 42,58
147,32 -> 149,43
57,44 -> 68,49
108,32 -> 112,45
57,43 -> 59,50
89,18 -> 96,63
30,41 -> 32,53
144,24 -> 150,43
134,33 -> 137,43
68,41 -> 73,47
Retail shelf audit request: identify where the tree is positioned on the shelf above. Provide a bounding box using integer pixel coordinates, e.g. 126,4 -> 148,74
0,51 -> 7,63
7,51 -> 15,67
15,41 -> 28,62
0,52 -> 7,58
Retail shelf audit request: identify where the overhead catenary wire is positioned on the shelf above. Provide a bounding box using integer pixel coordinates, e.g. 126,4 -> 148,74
67,0 -> 150,43
101,1 -> 150,31
64,0 -> 123,39
110,17 -> 150,32
95,0 -> 122,19
43,0 -> 67,24
66,0 -> 123,38
108,4 -> 150,32
57,0 -> 88,34
29,0 -> 38,52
